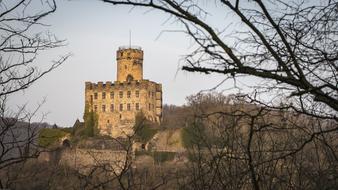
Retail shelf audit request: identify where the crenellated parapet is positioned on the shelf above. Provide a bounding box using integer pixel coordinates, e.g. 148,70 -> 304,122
85,80 -> 161,92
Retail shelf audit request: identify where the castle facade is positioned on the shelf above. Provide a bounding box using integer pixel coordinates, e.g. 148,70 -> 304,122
84,46 -> 162,137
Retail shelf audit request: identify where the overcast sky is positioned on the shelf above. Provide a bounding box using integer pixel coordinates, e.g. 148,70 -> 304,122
9,0 -> 253,127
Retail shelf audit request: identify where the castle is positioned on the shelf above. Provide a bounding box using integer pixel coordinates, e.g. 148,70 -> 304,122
84,46 -> 162,137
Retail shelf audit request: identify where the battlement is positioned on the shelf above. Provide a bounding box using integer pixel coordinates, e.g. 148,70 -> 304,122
85,80 -> 161,91
118,46 -> 142,51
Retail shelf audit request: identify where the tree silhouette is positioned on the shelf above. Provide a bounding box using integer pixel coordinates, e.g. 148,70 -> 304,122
0,1 -> 70,187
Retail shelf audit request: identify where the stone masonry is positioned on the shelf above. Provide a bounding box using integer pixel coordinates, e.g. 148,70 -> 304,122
84,46 -> 162,137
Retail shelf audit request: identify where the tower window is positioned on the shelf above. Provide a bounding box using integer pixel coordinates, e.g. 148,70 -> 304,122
135,90 -> 139,98
127,103 -> 131,111
94,105 -> 97,112
94,93 -> 98,99
110,92 -> 114,99
126,74 -> 134,82
102,105 -> 106,112
119,91 -> 123,98
110,104 -> 114,112
119,104 -> 123,111
102,92 -> 106,99
127,91 -> 131,98
136,103 -> 139,110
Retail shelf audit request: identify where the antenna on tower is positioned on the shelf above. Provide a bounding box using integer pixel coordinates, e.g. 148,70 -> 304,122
129,30 -> 131,48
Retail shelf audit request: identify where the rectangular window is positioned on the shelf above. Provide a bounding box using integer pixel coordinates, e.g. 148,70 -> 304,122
127,103 -> 131,111
149,103 -> 151,110
110,92 -> 114,99
119,91 -> 123,98
136,103 -> 139,110
119,104 -> 123,111
102,92 -> 106,99
110,104 -> 114,112
102,105 -> 106,112
94,105 -> 97,112
135,90 -> 139,98
94,93 -> 98,99
127,91 -> 131,98
148,91 -> 151,97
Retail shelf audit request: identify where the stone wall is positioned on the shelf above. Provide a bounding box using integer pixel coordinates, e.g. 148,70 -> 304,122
148,129 -> 185,152
59,148 -> 128,174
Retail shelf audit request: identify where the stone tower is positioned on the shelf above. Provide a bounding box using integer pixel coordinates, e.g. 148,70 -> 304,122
84,46 -> 162,138
116,46 -> 143,82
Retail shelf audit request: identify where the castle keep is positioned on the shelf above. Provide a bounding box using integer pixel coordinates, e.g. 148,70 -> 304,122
84,46 -> 162,137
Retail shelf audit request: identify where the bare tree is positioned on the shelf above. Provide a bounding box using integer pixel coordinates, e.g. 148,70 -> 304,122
0,0 -> 69,187
101,0 -> 337,118
98,1 -> 338,188
178,93 -> 337,190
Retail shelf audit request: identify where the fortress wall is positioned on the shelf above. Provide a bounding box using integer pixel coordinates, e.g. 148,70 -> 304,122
60,148 -> 128,174
84,80 -> 162,137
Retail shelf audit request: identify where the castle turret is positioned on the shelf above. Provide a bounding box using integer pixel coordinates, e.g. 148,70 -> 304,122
116,46 -> 143,82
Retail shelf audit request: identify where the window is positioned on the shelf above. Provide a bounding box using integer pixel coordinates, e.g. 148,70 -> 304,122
135,90 -> 139,98
110,92 -> 114,99
110,104 -> 114,112
102,92 -> 106,99
136,103 -> 139,110
127,91 -> 131,98
102,105 -> 106,112
90,95 -> 93,102
94,105 -> 97,112
119,91 -> 123,98
148,91 -> 151,97
127,103 -> 131,111
94,93 -> 98,99
119,104 -> 123,111
152,92 -> 155,98
126,75 -> 134,82
149,103 -> 151,110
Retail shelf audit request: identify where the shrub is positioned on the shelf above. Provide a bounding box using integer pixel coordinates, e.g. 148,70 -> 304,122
181,123 -> 205,148
134,112 -> 158,143
83,104 -> 98,137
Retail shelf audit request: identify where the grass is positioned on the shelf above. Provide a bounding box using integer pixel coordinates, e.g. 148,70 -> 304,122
38,128 -> 69,147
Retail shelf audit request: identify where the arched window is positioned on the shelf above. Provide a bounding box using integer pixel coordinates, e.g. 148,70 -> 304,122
126,74 -> 134,82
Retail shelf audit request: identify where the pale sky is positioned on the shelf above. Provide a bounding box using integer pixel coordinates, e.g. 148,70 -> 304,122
9,0 -> 252,127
